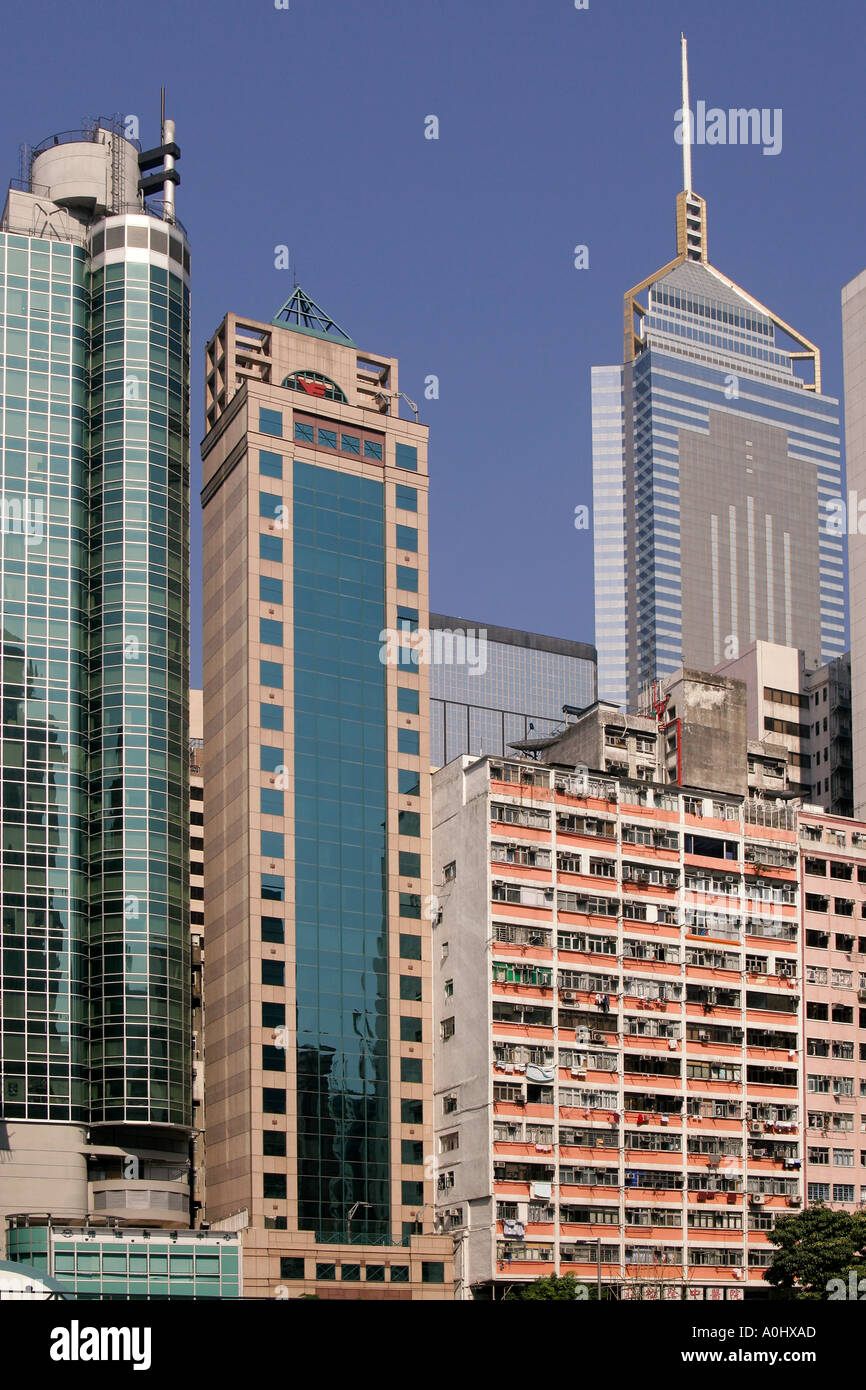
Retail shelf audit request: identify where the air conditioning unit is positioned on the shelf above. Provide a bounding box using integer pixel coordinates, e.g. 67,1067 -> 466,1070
789,1195 -> 802,1207
573,1069 -> 587,1080
750,1193 -> 766,1206
749,1124 -> 763,1135
698,1031 -> 710,1043
561,990 -> 575,1001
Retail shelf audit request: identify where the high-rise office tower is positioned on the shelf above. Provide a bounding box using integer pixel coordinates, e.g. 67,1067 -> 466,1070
201,289 -> 452,1297
189,689 -> 205,1219
593,39 -> 843,710
428,614 -> 596,768
0,116 -> 191,1246
842,269 -> 866,815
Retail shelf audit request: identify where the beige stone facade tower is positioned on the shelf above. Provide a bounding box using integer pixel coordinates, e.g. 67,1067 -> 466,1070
201,289 -> 452,1297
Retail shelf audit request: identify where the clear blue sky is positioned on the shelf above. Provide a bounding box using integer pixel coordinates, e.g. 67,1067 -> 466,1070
2,0 -> 863,686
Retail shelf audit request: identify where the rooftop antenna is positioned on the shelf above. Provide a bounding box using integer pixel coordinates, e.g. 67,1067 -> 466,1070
160,86 -> 176,224
681,32 -> 692,195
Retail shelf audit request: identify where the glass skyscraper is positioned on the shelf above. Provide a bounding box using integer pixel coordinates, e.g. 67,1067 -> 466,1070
428,614 -> 596,767
593,86 -> 843,711
0,117 -> 191,1245
201,289 -> 452,1297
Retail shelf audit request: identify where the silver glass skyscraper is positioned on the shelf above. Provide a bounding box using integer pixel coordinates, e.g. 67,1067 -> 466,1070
593,42 -> 843,710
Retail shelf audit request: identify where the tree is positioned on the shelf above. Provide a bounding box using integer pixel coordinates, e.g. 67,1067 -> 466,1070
765,1204 -> 866,1299
502,1275 -> 593,1301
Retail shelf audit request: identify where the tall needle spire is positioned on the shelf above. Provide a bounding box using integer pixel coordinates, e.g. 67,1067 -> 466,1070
681,32 -> 692,195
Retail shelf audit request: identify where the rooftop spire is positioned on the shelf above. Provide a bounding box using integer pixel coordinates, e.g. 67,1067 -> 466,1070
681,33 -> 692,194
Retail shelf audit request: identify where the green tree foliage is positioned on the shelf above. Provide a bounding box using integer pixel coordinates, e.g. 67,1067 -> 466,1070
503,1275 -> 589,1301
766,1205 -> 866,1298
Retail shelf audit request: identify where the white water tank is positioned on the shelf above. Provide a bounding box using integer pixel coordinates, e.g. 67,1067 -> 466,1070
31,130 -> 139,215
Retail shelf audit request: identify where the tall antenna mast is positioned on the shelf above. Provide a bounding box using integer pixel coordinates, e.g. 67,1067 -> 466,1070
681,32 -> 692,195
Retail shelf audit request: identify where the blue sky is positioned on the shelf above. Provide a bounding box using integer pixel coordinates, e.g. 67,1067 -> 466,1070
2,0 -> 864,686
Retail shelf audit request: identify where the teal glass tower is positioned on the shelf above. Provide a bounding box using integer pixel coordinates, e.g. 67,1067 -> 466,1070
0,116 -> 191,1244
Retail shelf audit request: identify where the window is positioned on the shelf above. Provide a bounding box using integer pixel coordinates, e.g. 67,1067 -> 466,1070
391,1265 -> 410,1283
260,490 -> 282,519
401,1100 -> 423,1124
262,874 -> 285,901
401,1058 -> 423,1084
399,893 -> 422,919
443,1094 -> 457,1114
396,525 -> 418,551
261,703 -> 284,731
402,1180 -> 424,1205
260,618 -> 283,647
397,687 -> 419,715
444,861 -> 456,882
262,960 -> 285,986
279,1258 -> 304,1279
261,745 -> 285,772
263,1088 -> 286,1114
396,443 -> 418,471
261,789 -> 284,816
262,1001 -> 285,1026
316,1263 -> 336,1281
400,933 -> 422,961
399,811 -> 421,837
396,564 -> 418,592
259,407 -> 282,437
259,534 -> 283,563
294,422 -> 314,443
364,439 -> 384,461
422,1262 -> 445,1284
341,1264 -> 360,1282
263,1173 -> 287,1199
340,433 -> 360,454
260,576 -> 283,605
396,484 -> 417,511
399,852 -> 421,878
400,1017 -> 423,1043
261,831 -> 285,859
259,450 -> 283,479
397,605 -> 419,629
265,1132 -> 288,1156
441,1017 -> 455,1040
260,661 -> 283,689
262,1045 -> 286,1072
262,917 -> 285,944
398,729 -> 419,756
400,977 -> 422,1002
365,1265 -> 385,1283
318,428 -> 337,449
834,1185 -> 855,1202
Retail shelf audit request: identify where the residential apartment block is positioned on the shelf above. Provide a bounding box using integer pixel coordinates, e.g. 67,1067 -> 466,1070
716,641 -> 852,816
799,809 -> 866,1210
433,753 -> 803,1297
201,287 -> 452,1297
